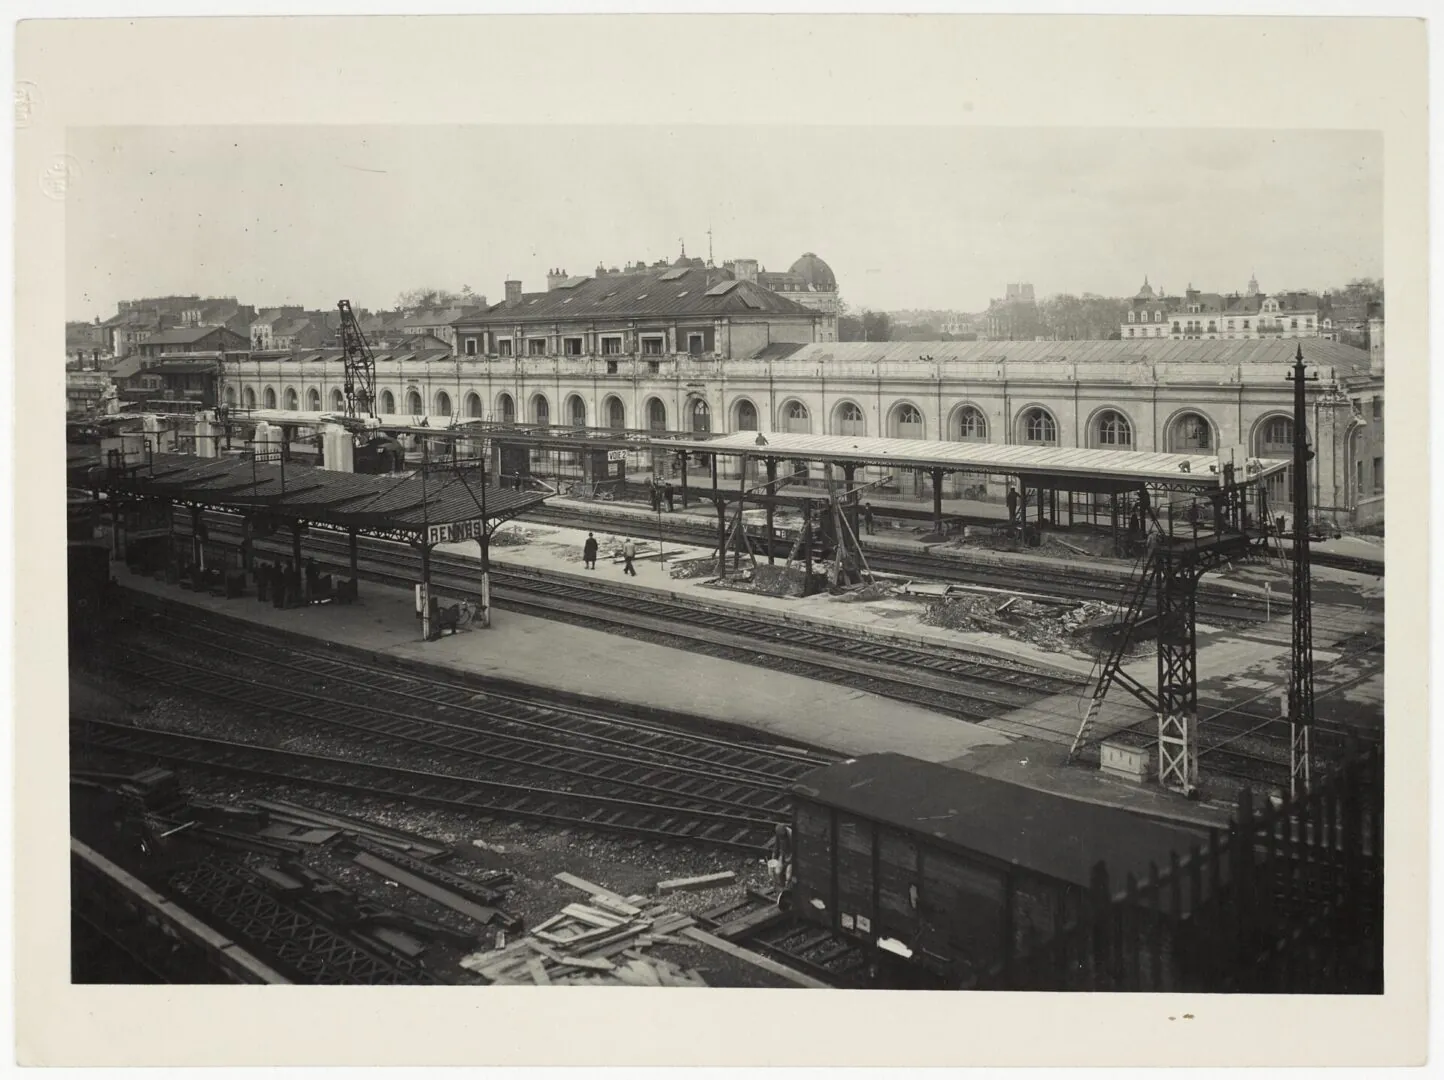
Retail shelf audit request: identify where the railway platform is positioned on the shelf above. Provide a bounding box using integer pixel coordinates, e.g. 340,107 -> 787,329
111,566 -> 1013,766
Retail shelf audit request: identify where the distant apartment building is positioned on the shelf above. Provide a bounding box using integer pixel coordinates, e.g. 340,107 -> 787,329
1122,275 -> 1321,341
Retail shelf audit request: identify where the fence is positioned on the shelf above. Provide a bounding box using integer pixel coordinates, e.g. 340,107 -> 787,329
973,743 -> 1384,993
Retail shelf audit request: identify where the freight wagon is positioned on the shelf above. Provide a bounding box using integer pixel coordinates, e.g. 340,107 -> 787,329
786,753 -> 1207,987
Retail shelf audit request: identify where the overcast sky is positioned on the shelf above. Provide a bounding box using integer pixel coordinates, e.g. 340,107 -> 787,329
65,125 -> 1382,321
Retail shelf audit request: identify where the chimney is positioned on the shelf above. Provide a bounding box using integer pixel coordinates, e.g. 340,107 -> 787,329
1367,306 -> 1385,377
595,262 -> 607,278
732,258 -> 758,284
504,279 -> 523,308
546,268 -> 567,291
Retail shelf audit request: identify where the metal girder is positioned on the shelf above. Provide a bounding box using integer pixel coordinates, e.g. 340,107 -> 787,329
1155,545 -> 1201,794
166,859 -> 433,985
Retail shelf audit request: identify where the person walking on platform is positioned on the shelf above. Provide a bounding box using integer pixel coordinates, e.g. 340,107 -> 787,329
621,537 -> 637,576
665,481 -> 676,513
862,502 -> 875,536
583,532 -> 598,570
1006,485 -> 1019,526
1138,485 -> 1151,522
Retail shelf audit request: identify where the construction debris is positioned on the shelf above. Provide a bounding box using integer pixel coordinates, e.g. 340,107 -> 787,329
656,871 -> 737,894
460,875 -> 709,987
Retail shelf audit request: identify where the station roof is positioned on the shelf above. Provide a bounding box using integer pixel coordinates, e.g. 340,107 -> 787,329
101,453 -> 547,540
229,410 -> 705,449
667,431 -> 1287,492
793,754 -> 1205,890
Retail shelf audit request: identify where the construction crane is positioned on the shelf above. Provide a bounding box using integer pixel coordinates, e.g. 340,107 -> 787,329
330,300 -> 404,473
336,299 -> 377,421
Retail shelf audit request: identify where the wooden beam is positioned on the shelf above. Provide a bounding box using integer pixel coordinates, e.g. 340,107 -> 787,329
680,927 -> 832,989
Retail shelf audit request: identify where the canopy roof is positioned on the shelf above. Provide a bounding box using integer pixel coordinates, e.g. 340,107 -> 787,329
667,431 -> 1287,492
102,453 -> 547,540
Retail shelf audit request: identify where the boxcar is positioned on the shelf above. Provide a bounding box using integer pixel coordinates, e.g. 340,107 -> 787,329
787,753 -> 1206,987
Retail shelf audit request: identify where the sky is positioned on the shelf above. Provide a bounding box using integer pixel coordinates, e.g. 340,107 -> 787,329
65,125 -> 1383,322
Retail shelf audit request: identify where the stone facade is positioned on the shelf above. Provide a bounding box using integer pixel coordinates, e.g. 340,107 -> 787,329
221,338 -> 1384,527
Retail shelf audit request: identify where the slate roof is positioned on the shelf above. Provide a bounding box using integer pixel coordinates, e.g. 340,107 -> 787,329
136,327 -> 232,346
454,266 -> 817,326
762,337 -> 1372,374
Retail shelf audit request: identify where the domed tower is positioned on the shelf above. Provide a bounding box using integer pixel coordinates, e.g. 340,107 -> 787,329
786,252 -> 840,342
789,252 -> 837,293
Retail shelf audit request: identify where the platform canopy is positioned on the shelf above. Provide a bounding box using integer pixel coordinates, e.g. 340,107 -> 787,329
665,431 -> 1288,493
220,410 -> 702,448
100,452 -> 548,544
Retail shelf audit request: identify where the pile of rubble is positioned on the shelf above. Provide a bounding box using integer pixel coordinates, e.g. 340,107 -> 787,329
461,872 -> 709,987
919,592 -> 1126,653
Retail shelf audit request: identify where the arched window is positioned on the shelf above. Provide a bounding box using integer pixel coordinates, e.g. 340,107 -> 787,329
330,388 -> 344,411
465,392 -> 483,418
1260,416 -> 1293,451
690,398 -> 711,433
435,391 -> 452,417
734,399 -> 758,431
1128,310 -> 1135,323
1154,310 -> 1162,322
891,402 -> 924,439
1096,410 -> 1133,448
1022,407 -> 1056,445
783,400 -> 810,434
283,388 -> 299,411
307,388 -> 321,411
498,393 -> 515,423
1166,411 -> 1214,452
566,395 -> 586,427
954,405 -> 986,441
835,401 -> 865,437
1256,416 -> 1296,507
242,387 -> 255,409
263,387 -> 277,409
605,396 -> 625,429
406,390 -> 423,415
380,389 -> 395,414
224,385 -> 238,406
533,394 -> 550,425
646,397 -> 666,431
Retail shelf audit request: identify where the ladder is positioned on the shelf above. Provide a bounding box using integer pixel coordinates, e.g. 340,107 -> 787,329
1067,549 -> 1162,760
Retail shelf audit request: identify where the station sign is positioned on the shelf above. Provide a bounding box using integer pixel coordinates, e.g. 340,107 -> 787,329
606,450 -> 628,462
427,518 -> 486,546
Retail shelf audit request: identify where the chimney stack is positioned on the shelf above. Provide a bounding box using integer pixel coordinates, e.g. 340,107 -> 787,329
504,279 -> 523,308
546,268 -> 567,291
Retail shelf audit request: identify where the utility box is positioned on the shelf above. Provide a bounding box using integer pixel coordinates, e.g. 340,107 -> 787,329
1099,740 -> 1152,783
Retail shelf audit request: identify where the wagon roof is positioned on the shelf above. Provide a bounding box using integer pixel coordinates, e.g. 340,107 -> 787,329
792,753 -> 1209,888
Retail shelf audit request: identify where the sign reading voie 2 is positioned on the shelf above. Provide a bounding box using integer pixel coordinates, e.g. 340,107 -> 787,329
427,518 -> 486,546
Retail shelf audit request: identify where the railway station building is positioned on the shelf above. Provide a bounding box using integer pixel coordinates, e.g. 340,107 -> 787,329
220,332 -> 1384,528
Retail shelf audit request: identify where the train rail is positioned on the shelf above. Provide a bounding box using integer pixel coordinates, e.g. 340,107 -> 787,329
79,604 -> 845,852
171,511 -> 1087,722
519,503 -> 1286,622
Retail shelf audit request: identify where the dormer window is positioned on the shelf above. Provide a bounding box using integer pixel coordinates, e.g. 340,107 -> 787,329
1127,311 -> 1135,323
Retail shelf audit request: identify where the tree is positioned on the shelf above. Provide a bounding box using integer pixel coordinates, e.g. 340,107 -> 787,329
862,310 -> 893,342
838,312 -> 865,341
396,287 -> 471,312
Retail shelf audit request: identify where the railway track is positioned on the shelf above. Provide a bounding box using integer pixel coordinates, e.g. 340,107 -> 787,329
80,605 -> 841,853
172,511 -> 1087,722
519,503 -> 1286,622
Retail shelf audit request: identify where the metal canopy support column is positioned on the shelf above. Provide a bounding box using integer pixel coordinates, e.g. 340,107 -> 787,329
190,507 -> 203,570
348,526 -> 359,597
843,463 -> 859,540
679,451 -> 689,510
419,541 -> 433,641
765,458 -> 778,565
930,468 -> 944,535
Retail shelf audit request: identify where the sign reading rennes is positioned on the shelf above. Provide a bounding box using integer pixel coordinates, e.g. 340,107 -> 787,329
427,518 -> 486,546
